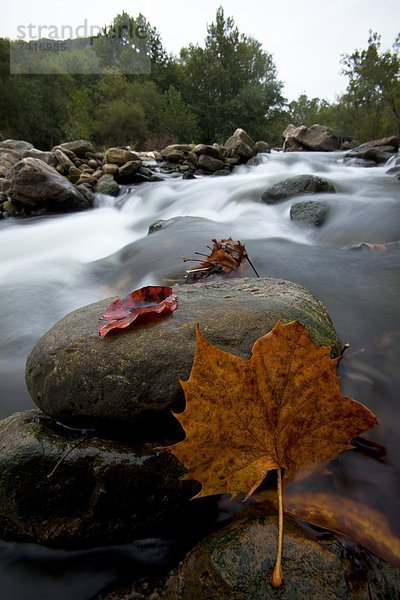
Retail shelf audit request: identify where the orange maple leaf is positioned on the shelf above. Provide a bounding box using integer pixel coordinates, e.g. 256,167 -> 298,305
165,320 -> 377,586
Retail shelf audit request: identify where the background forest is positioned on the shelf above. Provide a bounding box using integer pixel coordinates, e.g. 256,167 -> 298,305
0,7 -> 399,150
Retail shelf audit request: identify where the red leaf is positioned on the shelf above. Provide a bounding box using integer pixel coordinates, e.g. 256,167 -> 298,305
98,286 -> 177,338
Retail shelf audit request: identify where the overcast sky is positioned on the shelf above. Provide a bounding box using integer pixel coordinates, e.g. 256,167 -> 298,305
3,0 -> 400,101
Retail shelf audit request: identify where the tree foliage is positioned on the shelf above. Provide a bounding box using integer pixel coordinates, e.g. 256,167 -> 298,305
179,7 -> 284,142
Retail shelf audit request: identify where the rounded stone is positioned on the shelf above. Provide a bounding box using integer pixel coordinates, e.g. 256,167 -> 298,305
0,410 -> 194,548
290,200 -> 330,226
262,174 -> 335,204
159,515 -> 400,599
25,278 -> 340,427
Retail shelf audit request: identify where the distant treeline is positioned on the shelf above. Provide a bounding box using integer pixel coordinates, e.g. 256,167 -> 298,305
0,8 -> 399,149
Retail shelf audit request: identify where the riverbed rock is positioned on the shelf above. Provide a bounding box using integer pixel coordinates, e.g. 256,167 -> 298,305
21,148 -> 56,166
358,136 -> 399,151
255,140 -> 270,153
4,157 -> 89,212
53,147 -> 75,171
54,140 -> 95,157
159,515 -> 400,599
224,129 -> 256,161
0,139 -> 34,153
197,154 -> 226,172
96,174 -> 120,197
344,147 -> 394,165
283,124 -> 340,152
262,174 -> 335,204
290,200 -> 330,227
0,410 -> 195,547
26,278 -> 340,428
105,148 -> 141,166
193,144 -> 222,159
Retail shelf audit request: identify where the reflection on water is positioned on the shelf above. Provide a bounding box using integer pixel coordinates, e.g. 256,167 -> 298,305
0,151 -> 399,595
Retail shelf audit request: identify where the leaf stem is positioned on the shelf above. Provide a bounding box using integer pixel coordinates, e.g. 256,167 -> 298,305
271,467 -> 284,588
245,254 -> 260,278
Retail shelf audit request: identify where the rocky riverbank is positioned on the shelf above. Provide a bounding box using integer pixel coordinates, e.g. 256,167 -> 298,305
0,126 -> 399,218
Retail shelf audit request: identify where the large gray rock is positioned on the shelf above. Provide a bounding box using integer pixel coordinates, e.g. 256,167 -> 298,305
262,174 -> 335,204
283,124 -> 340,152
4,158 -> 89,212
26,278 -> 340,427
224,129 -> 256,161
159,515 -> 400,599
358,136 -> 399,151
0,410 -> 195,547
54,140 -> 95,157
290,200 -> 330,227
105,148 -> 141,166
96,174 -> 120,197
0,139 -> 34,153
21,148 -> 56,166
344,147 -> 394,165
197,154 -> 226,172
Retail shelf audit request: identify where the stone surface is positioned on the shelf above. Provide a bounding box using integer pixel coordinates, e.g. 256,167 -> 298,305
53,148 -> 75,171
290,200 -> 330,227
358,136 -> 399,150
268,174 -> 335,203
105,148 -> 141,166
21,148 -> 56,166
26,278 -> 340,427
0,410 -> 195,548
255,140 -> 270,153
283,124 -> 340,152
4,158 -> 88,212
0,139 -> 34,153
96,174 -> 120,197
262,174 -> 335,204
118,160 -> 142,179
159,515 -> 400,599
197,154 -> 226,172
54,140 -> 95,157
344,148 -> 393,165
224,129 -> 256,161
193,144 -> 222,159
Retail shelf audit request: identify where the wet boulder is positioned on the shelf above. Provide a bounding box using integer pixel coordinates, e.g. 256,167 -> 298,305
95,174 -> 120,197
290,200 -> 330,227
0,410 -> 195,548
160,515 -> 400,599
262,174 -> 335,204
4,157 -> 89,212
26,278 -> 340,428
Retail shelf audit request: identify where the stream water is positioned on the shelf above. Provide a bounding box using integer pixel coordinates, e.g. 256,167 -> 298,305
0,151 -> 399,598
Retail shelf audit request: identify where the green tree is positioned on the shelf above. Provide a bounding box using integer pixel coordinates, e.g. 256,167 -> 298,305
158,86 -> 199,142
288,94 -> 328,127
341,31 -> 400,136
179,6 -> 284,142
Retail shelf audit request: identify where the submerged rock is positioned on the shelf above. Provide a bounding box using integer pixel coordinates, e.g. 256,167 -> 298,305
26,278 -> 340,427
0,410 -> 195,547
262,174 -> 335,204
290,200 -> 330,227
159,515 -> 400,599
